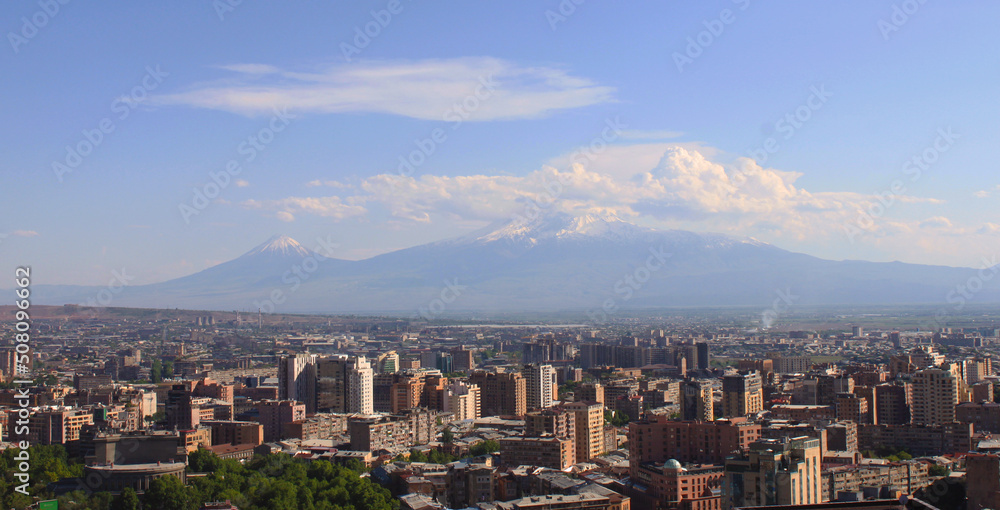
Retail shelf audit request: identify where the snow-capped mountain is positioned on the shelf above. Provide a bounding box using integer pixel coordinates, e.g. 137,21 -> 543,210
243,234 -> 312,257
28,212 -> 1000,314
468,211 -> 656,244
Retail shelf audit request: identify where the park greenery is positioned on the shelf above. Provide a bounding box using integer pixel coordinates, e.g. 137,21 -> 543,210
0,445 -> 397,510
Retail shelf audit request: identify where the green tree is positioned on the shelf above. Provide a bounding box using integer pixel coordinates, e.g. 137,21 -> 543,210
113,487 -> 141,510
470,440 -> 500,457
442,427 -> 454,444
928,464 -> 950,476
151,359 -> 162,383
163,361 -> 174,379
143,475 -> 190,510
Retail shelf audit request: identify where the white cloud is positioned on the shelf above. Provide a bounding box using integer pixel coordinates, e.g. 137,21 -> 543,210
307,179 -> 350,188
241,196 -> 366,221
12,230 -> 39,237
235,144 -> 970,255
974,185 -> 1000,198
235,179 -> 250,187
157,57 -> 615,120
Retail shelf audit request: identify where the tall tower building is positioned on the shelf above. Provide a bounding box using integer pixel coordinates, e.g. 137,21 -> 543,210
278,354 -> 317,413
469,370 -> 526,417
911,368 -> 959,426
347,356 -> 374,414
315,355 -> 373,414
444,381 -> 481,421
722,371 -> 763,418
376,351 -> 399,374
524,364 -> 558,410
696,342 -> 710,370
562,401 -> 605,462
681,379 -> 714,421
724,437 -> 822,509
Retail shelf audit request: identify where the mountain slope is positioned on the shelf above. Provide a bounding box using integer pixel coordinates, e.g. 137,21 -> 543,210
29,214 -> 1000,314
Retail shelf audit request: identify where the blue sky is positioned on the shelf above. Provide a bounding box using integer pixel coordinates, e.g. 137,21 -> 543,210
2,1 -> 999,285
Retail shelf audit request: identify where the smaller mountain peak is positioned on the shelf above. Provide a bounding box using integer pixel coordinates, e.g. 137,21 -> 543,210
244,234 -> 311,257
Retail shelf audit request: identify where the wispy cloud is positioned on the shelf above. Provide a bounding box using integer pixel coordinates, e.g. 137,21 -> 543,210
241,196 -> 367,222
974,185 -> 1000,198
307,179 -> 351,188
156,57 -> 615,120
11,230 -> 39,237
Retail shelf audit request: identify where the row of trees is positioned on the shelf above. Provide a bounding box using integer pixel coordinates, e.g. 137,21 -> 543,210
0,446 -> 397,510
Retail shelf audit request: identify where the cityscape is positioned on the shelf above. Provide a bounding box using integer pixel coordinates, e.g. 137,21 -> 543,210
5,2 -> 1000,510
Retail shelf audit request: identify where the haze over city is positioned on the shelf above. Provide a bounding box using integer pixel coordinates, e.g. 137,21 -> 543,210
5,3 -> 1000,510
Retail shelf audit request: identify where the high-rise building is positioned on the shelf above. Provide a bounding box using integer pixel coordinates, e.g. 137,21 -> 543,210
256,400 -> 306,442
311,355 -> 373,414
562,401 -> 605,462
575,382 -> 604,404
852,385 -> 877,424
499,436 -> 576,470
28,408 -> 94,445
968,453 -> 1000,510
451,348 -> 475,373
346,356 -> 374,414
523,364 -> 557,410
721,371 -> 763,418
696,342 -> 710,370
835,392 -> 870,424
723,436 -> 822,509
911,368 -> 959,426
444,381 -> 481,421
525,407 -> 575,439
629,416 -> 760,466
278,353 -> 317,413
469,370 -> 526,417
373,373 -> 395,413
680,379 -> 714,421
376,351 -> 399,374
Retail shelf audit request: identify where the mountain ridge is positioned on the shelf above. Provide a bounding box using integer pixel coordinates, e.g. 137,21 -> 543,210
26,212 -> 1000,314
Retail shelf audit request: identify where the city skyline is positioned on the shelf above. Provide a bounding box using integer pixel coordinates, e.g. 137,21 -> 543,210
3,2 -> 1000,285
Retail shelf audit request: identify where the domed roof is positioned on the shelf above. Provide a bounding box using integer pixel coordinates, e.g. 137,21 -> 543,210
664,459 -> 682,469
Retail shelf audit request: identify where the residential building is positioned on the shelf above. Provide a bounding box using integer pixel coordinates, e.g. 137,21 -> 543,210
723,436 -> 822,509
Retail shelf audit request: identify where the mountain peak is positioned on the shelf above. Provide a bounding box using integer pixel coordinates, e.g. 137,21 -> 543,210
467,210 -> 655,244
244,234 -> 311,257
